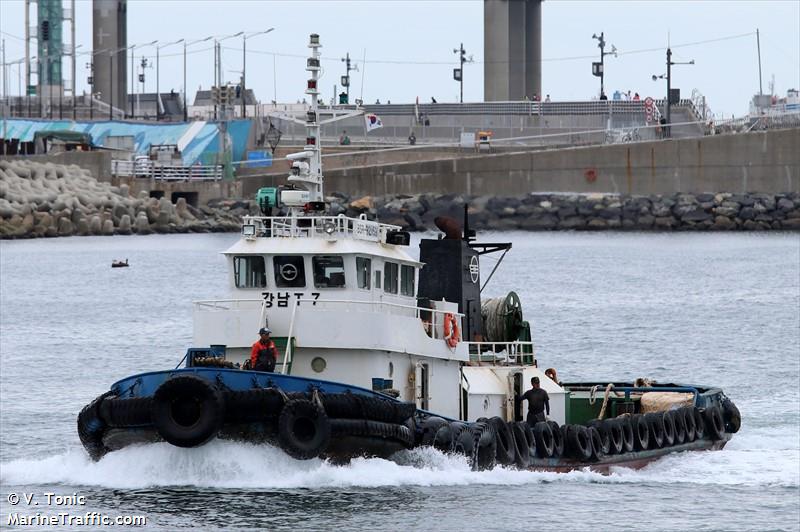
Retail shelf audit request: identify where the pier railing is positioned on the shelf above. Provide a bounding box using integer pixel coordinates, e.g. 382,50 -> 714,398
111,159 -> 223,180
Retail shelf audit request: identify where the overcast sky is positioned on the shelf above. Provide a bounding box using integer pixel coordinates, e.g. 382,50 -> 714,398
1,0 -> 798,117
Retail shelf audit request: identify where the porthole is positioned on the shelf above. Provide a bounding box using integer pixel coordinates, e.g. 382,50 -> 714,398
311,356 -> 327,373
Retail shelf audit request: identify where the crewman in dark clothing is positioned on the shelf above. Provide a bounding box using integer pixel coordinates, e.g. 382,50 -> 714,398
250,327 -> 279,372
518,376 -> 550,425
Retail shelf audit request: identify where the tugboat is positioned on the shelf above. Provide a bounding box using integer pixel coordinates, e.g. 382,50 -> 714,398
78,34 -> 740,472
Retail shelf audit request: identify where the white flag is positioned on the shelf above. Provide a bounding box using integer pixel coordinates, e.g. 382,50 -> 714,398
364,113 -> 383,132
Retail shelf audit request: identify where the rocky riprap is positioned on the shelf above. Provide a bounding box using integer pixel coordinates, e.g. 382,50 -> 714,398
0,160 -> 247,239
330,191 -> 800,232
2,159 -> 798,238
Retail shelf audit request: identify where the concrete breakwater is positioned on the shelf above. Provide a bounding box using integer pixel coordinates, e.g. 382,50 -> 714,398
335,191 -> 800,231
0,160 -> 245,239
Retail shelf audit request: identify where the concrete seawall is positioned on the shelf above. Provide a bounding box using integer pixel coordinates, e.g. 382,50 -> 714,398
244,128 -> 800,198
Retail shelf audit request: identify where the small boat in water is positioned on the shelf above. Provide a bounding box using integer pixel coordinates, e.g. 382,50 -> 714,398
111,259 -> 129,268
78,34 -> 740,472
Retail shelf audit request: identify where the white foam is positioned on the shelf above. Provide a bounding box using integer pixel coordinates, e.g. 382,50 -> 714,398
1,438 -> 797,490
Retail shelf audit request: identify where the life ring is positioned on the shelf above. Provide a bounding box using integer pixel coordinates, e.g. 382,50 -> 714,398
443,313 -> 460,348
152,375 -> 225,448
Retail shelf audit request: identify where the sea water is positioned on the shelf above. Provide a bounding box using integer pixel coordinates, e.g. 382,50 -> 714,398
1,232 -> 798,531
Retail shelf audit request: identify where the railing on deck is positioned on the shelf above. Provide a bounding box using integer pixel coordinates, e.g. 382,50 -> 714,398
279,298 -> 463,375
467,341 -> 537,366
243,214 -> 401,240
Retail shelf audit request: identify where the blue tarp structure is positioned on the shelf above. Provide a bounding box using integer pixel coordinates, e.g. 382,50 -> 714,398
1,118 -> 252,166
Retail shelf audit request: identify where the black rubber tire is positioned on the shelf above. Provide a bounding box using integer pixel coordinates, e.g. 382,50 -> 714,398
662,411 -> 675,446
588,419 -> 611,455
433,423 -> 455,452
566,425 -> 593,461
693,406 -> 706,440
520,422 -> 538,461
587,426 -> 604,461
619,416 -> 635,452
533,421 -> 554,458
100,397 -> 153,427
453,425 -> 476,458
224,389 -> 284,423
278,398 -> 331,459
721,398 -> 741,433
704,405 -> 726,441
606,419 -> 624,455
77,391 -> 114,461
547,421 -> 565,457
329,418 -> 414,448
488,417 -> 516,465
420,416 -> 449,447
320,393 -> 414,424
645,412 -> 665,448
471,422 -> 497,471
631,414 -> 650,451
671,410 -> 686,444
682,407 -> 696,442
151,375 -> 225,448
509,422 -> 531,469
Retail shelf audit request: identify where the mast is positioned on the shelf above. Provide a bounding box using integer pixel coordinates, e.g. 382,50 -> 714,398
285,34 -> 324,214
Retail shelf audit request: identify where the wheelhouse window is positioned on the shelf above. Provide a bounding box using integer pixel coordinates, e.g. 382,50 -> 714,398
384,262 -> 398,294
375,270 -> 382,289
313,256 -> 346,288
356,257 -> 371,289
401,265 -> 415,297
233,256 -> 266,288
274,256 -> 306,288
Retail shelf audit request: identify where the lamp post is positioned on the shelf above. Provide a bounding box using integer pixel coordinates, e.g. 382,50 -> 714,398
591,32 -> 616,99
242,28 -> 274,118
130,40 -> 157,117
452,43 -> 468,103
214,32 -> 243,120
156,39 -> 183,121
184,36 -> 213,122
652,48 -> 694,137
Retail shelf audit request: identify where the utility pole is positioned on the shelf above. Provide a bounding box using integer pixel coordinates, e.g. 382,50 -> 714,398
340,52 -> 357,104
591,32 -> 616,99
660,47 -> 694,138
453,43 -> 466,103
666,47 -> 672,130
756,28 -> 763,95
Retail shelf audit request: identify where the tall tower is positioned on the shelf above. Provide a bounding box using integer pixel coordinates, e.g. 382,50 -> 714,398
484,0 -> 542,101
92,0 -> 127,112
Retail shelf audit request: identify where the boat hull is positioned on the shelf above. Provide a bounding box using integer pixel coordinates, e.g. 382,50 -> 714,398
529,434 -> 731,473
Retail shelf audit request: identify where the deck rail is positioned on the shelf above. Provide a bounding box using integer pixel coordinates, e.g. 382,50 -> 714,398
242,214 -> 402,242
466,341 -> 537,366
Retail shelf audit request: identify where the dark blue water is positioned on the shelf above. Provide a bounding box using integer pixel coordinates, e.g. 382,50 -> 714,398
1,232 -> 798,531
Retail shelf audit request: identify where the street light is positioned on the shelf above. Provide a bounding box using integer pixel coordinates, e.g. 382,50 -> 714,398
156,39 -> 183,120
242,28 -> 274,118
591,32 -> 617,99
131,40 -> 157,117
452,44 -> 472,103
184,36 -> 213,121
652,48 -> 694,137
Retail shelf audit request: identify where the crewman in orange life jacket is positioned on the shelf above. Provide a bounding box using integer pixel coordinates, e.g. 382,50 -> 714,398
251,327 -> 279,372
